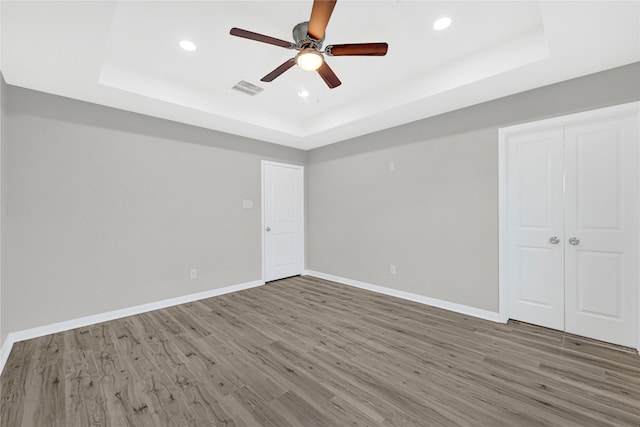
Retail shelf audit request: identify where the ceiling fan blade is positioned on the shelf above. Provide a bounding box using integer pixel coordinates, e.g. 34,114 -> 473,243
307,0 -> 337,40
261,58 -> 296,82
325,42 -> 388,56
317,61 -> 341,89
230,28 -> 295,49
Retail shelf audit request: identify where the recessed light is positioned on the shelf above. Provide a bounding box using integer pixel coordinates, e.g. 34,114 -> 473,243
179,40 -> 197,52
433,17 -> 452,31
298,90 -> 310,98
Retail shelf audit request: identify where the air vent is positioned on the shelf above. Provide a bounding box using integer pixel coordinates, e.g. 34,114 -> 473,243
231,80 -> 264,96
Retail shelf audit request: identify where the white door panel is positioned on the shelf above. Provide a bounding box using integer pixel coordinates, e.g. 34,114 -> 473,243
507,128 -> 565,330
564,115 -> 638,347
575,251 -> 622,318
516,246 -> 559,305
263,162 -> 304,282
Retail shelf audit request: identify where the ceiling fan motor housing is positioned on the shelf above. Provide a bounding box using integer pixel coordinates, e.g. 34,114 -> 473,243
293,21 -> 324,50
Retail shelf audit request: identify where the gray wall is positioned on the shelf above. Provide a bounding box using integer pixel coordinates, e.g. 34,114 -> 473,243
307,62 -> 640,312
1,74 -> 6,344
4,86 -> 305,333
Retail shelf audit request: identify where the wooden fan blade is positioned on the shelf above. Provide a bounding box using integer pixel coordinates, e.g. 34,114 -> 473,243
317,61 -> 341,89
230,28 -> 294,49
261,58 -> 296,82
308,0 -> 337,40
325,43 -> 388,56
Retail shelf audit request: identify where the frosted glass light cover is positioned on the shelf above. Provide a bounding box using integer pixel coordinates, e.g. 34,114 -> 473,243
296,49 -> 323,71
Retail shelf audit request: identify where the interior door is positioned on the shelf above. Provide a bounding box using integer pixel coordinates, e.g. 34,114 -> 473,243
507,128 -> 566,330
564,115 -> 638,347
262,161 -> 304,282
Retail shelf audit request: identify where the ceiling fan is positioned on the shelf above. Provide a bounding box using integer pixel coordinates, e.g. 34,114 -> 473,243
229,0 -> 388,89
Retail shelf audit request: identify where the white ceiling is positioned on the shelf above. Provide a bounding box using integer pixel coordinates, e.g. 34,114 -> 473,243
2,1 -> 639,150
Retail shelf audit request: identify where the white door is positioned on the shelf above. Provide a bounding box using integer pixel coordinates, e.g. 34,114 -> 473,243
503,103 -> 639,349
564,115 -> 638,347
262,161 -> 304,282
507,128 -> 566,330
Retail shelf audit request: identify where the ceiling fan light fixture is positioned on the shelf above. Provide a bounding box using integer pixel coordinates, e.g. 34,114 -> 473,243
229,0 -> 388,88
296,48 -> 324,71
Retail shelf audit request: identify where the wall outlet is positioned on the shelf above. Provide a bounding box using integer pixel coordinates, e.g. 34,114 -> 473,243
242,200 -> 254,209
388,162 -> 396,172
389,264 -> 396,274
190,269 -> 198,279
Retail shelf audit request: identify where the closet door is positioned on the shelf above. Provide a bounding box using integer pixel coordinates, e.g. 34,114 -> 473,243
507,128 -> 566,330
564,115 -> 638,347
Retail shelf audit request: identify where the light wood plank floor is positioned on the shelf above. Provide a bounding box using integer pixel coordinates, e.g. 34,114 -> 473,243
1,276 -> 639,426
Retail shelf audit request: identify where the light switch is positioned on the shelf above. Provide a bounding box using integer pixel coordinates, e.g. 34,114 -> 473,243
243,200 -> 254,209
388,162 -> 396,172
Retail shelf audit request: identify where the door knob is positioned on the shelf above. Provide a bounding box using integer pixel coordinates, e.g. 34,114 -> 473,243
568,237 -> 580,245
266,226 -> 271,232
549,236 -> 560,244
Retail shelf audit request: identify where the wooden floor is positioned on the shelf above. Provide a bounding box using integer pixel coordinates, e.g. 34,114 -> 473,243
1,276 -> 639,426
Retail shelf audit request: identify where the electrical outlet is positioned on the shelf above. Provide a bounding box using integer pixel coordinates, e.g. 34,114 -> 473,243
388,162 -> 396,172
190,269 -> 197,279
389,264 -> 396,274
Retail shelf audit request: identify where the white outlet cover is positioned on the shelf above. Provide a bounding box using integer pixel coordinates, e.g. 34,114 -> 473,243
243,200 -> 254,209
388,162 -> 396,172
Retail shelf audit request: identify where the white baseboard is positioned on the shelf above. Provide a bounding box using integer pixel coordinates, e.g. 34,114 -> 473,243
304,270 -> 502,323
0,338 -> 12,376
0,279 -> 264,375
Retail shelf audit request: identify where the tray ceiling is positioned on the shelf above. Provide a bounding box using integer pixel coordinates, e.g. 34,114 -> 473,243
2,1 -> 639,149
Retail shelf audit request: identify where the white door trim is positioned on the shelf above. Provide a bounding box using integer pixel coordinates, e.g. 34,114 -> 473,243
498,101 -> 640,352
261,160 -> 305,283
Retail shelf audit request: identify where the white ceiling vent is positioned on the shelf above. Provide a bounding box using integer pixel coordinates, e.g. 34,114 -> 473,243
231,80 -> 264,96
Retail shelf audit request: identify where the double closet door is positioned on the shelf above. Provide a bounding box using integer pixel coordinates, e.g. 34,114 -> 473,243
505,104 -> 638,347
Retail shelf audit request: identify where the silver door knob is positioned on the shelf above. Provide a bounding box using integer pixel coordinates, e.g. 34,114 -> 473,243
266,226 -> 271,232
569,237 -> 580,245
549,236 -> 560,244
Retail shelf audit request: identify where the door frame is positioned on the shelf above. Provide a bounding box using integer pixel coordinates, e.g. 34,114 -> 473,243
498,101 -> 640,352
261,160 -> 305,283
